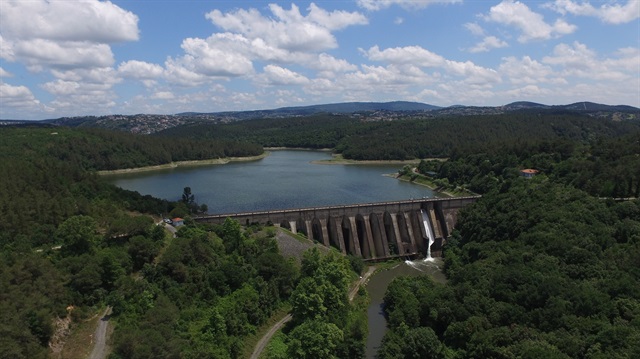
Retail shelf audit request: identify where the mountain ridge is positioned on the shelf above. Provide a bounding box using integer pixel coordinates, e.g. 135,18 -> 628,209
3,101 -> 637,134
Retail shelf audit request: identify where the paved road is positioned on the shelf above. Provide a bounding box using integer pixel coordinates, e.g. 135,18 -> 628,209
250,266 -> 376,359
88,306 -> 112,359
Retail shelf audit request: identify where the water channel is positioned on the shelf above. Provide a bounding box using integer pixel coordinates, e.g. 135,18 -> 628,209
106,150 -> 446,358
365,259 -> 447,358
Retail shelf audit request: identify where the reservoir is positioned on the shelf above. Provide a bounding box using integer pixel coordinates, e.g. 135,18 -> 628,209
107,150 -> 437,214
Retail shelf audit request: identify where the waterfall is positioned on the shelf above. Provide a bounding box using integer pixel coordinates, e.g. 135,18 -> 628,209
420,209 -> 435,261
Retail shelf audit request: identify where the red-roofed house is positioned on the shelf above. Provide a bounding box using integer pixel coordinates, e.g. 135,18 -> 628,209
171,218 -> 184,226
520,169 -> 539,179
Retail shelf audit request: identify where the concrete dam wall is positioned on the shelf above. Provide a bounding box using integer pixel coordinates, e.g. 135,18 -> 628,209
195,196 -> 479,261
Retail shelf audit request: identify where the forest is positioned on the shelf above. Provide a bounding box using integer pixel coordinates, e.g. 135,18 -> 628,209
1,108 -> 639,359
159,110 -> 639,160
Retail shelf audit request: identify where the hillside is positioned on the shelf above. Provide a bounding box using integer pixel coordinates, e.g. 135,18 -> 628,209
26,101 -> 639,134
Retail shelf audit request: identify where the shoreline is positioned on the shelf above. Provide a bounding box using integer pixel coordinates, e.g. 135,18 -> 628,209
312,153 -> 423,166
97,152 -> 269,175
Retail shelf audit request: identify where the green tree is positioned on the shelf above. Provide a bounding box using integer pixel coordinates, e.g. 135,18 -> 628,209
55,215 -> 100,255
287,320 -> 344,359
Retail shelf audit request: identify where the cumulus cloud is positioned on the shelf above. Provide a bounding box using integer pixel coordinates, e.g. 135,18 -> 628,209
0,0 -> 139,70
13,40 -> 114,70
362,45 -> 500,84
260,65 -> 310,86
0,82 -> 41,109
310,53 -> 358,76
544,0 -> 640,24
483,0 -> 576,42
542,41 -> 629,81
206,3 -> 366,52
464,22 -> 485,36
357,0 -> 462,11
179,36 -> 254,77
363,45 -> 446,67
161,3 -> 367,86
469,36 -> 508,53
119,60 -> 165,80
499,56 -> 557,84
0,67 -> 12,77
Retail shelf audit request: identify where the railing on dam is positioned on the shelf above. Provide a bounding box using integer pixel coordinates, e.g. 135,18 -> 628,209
194,196 -> 481,261
195,195 -> 481,221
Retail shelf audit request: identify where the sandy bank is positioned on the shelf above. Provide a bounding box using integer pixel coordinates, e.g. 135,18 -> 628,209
98,152 -> 269,175
312,154 -> 422,166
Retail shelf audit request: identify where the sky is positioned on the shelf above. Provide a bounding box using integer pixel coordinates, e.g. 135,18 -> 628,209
0,0 -> 639,120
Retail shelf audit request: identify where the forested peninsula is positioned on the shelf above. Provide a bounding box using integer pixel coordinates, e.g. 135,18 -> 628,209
1,107 -> 640,359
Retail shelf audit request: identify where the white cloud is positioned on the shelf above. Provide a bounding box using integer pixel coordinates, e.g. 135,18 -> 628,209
394,17 -> 405,25
151,91 -> 175,100
0,35 -> 15,61
0,82 -> 41,109
1,0 -> 139,42
542,42 -> 630,81
544,0 -> 640,24
179,36 -> 254,77
260,65 -> 310,86
483,0 -> 576,42
306,3 -> 369,30
357,0 -> 462,11
13,39 -> 114,70
310,54 -> 358,75
0,67 -> 12,77
205,3 -> 366,53
469,36 -> 508,53
464,22 -> 485,36
499,56 -> 556,84
363,45 -> 446,67
0,0 -> 139,70
362,45 -> 500,84
119,60 -> 165,80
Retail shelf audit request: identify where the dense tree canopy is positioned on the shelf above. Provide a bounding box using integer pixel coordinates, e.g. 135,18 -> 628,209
380,180 -> 640,358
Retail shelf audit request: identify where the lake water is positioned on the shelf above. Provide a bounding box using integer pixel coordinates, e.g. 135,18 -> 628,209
107,150 -> 437,214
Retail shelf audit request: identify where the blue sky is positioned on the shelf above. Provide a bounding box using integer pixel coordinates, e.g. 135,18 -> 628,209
1,0 -> 638,120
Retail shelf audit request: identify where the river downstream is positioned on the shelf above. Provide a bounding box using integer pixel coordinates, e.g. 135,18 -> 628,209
365,259 -> 447,358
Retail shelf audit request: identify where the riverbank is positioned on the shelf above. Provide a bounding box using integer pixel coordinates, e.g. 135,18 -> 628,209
97,152 -> 269,175
312,153 -> 422,166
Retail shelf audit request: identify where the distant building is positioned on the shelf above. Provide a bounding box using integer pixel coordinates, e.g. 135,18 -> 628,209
520,169 -> 539,179
171,218 -> 184,226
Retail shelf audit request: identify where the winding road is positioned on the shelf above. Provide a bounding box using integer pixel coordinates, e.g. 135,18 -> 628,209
249,266 -> 376,359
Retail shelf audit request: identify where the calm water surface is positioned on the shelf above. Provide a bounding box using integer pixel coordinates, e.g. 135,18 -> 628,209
107,150 -> 436,214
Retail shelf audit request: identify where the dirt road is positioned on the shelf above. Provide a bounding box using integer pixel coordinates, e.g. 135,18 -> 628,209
88,306 -> 112,359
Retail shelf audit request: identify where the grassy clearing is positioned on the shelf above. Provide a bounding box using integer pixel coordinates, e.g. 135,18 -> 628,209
397,174 -> 473,197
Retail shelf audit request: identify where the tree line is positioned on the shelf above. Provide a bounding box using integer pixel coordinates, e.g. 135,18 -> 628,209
159,110 -> 639,160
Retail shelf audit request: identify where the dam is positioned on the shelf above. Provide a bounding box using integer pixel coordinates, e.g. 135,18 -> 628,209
195,196 -> 479,260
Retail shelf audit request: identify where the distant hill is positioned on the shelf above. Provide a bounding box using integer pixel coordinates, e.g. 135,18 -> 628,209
32,100 -> 638,134
176,101 -> 440,118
